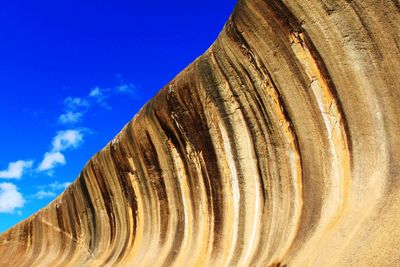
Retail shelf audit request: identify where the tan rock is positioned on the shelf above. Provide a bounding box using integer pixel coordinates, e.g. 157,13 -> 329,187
1,0 -> 399,266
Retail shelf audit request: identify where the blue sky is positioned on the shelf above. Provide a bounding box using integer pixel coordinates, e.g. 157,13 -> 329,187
0,0 -> 236,233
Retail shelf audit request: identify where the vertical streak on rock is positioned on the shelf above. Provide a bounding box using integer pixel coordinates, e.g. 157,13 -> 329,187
289,30 -> 351,264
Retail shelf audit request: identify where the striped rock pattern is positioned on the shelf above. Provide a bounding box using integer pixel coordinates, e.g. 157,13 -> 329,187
1,0 -> 400,266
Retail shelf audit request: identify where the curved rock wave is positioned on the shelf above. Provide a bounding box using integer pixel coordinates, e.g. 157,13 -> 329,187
1,0 -> 399,266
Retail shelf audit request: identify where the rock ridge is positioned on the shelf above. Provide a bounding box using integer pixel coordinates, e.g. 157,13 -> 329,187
1,0 -> 399,266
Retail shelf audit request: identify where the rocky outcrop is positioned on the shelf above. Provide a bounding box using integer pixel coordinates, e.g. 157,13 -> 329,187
1,0 -> 400,266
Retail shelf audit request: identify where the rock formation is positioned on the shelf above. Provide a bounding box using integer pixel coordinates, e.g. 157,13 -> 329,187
1,0 -> 400,266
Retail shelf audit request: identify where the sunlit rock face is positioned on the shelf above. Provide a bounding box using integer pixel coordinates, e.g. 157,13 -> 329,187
1,0 -> 399,266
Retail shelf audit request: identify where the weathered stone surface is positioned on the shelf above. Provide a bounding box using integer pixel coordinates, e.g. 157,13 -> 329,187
1,0 -> 399,266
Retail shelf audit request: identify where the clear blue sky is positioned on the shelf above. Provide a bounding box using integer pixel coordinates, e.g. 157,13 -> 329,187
0,0 -> 236,233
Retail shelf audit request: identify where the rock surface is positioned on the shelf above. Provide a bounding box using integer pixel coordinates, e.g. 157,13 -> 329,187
1,0 -> 400,266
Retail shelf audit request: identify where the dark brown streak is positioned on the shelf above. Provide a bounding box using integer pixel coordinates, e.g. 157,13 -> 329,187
78,173 -> 97,253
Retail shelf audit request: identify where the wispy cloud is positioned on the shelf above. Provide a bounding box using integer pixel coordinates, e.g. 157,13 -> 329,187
33,190 -> 56,200
116,83 -> 142,101
0,160 -> 33,179
60,79 -> 138,125
37,129 -> 84,172
115,74 -> 140,98
88,81 -> 139,110
33,181 -> 71,200
116,83 -> 136,94
51,130 -> 84,151
59,97 -> 89,125
59,111 -> 83,124
38,152 -> 66,171
89,87 -> 103,98
0,183 -> 25,213
89,86 -> 111,109
64,97 -> 89,110
37,78 -> 136,175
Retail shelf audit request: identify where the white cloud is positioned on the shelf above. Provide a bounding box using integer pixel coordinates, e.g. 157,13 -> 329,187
116,83 -> 135,94
0,182 -> 25,213
115,83 -> 141,99
33,190 -> 56,200
60,97 -> 89,125
38,152 -> 66,171
32,181 -> 71,200
49,181 -> 71,190
89,87 -> 103,98
59,111 -> 83,124
0,160 -> 33,179
89,87 -> 111,109
64,97 -> 89,110
51,129 -> 84,152
37,130 -> 84,173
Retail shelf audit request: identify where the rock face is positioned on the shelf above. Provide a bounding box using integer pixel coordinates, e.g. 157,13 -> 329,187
1,0 -> 400,266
